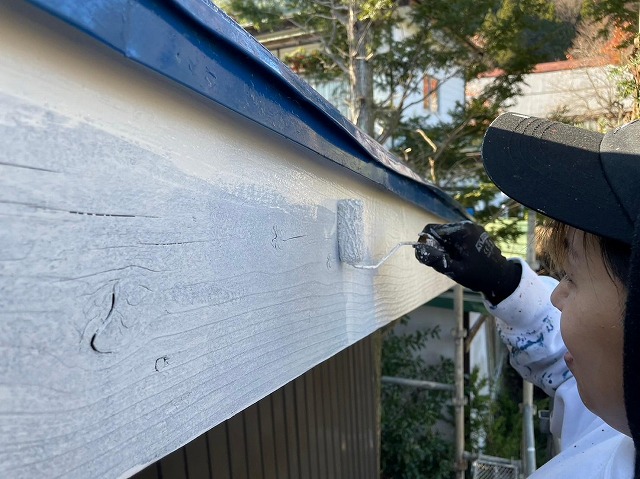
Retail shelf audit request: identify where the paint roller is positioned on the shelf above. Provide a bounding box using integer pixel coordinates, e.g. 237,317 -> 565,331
337,199 -> 425,269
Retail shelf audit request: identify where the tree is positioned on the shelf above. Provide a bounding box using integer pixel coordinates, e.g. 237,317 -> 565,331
546,1 -> 640,130
380,321 -> 455,479
220,0 -> 575,222
582,0 -> 640,44
221,0 -> 385,135
582,0 -> 640,123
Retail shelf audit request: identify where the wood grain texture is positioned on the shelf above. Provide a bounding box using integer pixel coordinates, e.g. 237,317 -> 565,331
0,2 -> 454,478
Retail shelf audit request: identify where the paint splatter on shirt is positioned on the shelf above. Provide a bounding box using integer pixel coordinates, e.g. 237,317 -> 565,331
486,258 -> 570,397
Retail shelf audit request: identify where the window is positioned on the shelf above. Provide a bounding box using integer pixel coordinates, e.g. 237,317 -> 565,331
423,76 -> 439,112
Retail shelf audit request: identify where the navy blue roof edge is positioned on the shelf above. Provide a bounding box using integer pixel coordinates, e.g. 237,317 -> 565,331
27,0 -> 471,222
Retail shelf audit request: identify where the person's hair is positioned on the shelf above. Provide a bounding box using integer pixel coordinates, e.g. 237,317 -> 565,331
538,218 -> 631,288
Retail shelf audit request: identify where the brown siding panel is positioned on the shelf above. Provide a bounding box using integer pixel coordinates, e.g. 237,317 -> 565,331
206,422 -> 231,478
271,387 -> 290,479
184,435 -> 211,479
227,411 -> 249,479
283,381 -> 301,478
320,362 -> 335,477
310,367 -> 328,478
357,340 -> 369,478
244,405 -> 264,479
158,447 -> 188,479
337,358 -> 352,479
348,343 -> 363,477
258,396 -> 278,479
304,373 -> 320,479
133,464 -> 159,479
294,377 -> 311,478
134,335 -> 379,479
329,360 -> 343,478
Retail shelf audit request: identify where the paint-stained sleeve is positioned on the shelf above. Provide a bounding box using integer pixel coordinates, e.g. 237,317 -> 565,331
485,258 -> 570,397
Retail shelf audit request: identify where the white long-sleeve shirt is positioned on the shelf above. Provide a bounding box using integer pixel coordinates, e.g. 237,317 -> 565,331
484,258 -> 634,478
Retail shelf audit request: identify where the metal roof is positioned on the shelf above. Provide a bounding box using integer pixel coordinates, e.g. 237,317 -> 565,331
28,0 -> 470,222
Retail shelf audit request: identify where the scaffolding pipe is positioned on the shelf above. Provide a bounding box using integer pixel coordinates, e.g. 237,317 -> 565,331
522,210 -> 537,476
463,451 -> 522,467
453,284 -> 466,479
381,376 -> 455,391
522,381 -> 537,476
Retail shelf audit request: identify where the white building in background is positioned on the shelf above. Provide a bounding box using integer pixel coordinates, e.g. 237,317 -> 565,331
251,22 -> 465,129
468,58 -> 622,121
398,293 -> 501,386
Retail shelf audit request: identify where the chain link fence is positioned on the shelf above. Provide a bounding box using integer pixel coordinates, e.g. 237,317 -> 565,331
470,454 -> 521,479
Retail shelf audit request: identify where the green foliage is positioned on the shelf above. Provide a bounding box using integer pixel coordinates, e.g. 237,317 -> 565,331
466,368 -> 491,453
610,51 -> 640,105
284,48 -> 341,80
391,102 -> 510,227
582,0 -> 639,44
379,301 -> 568,479
553,2 -> 640,130
389,0 -> 574,223
469,359 -> 551,466
480,0 -> 572,74
391,102 -> 498,184
381,320 -> 552,478
381,320 -> 455,479
476,365 -> 522,459
485,217 -> 528,250
219,0 -> 290,31
358,0 -> 395,22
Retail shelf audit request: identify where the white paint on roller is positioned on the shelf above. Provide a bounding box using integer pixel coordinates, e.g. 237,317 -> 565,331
337,199 -> 419,269
337,199 -> 366,265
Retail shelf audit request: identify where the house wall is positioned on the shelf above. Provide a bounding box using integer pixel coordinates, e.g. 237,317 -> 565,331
259,27 -> 464,126
388,8 -> 464,125
400,74 -> 465,125
468,63 -> 619,119
0,2 -> 456,478
396,305 -> 489,378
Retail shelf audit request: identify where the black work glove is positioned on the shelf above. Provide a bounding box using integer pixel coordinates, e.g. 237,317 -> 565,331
414,221 -> 522,305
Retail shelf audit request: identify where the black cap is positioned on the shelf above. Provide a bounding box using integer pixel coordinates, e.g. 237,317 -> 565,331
482,113 -> 640,245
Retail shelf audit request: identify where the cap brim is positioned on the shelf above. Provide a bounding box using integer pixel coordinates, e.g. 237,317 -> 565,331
482,113 -> 632,243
